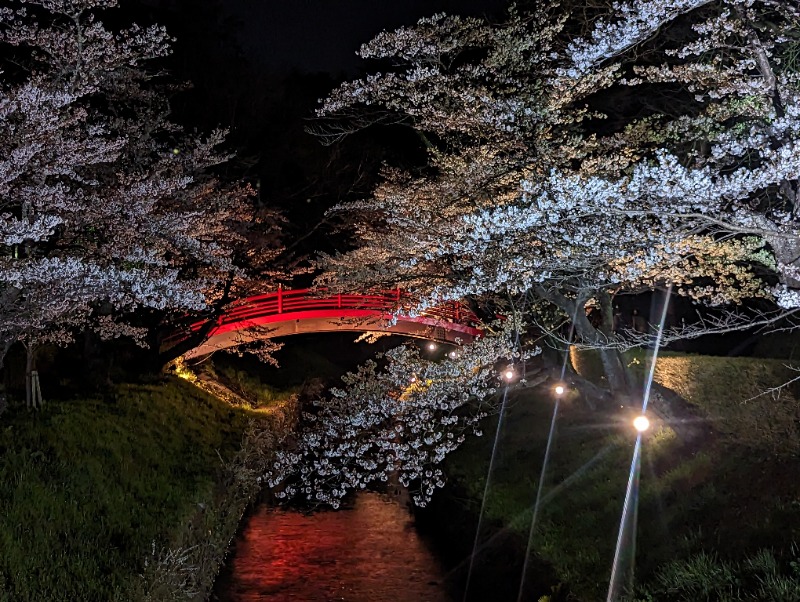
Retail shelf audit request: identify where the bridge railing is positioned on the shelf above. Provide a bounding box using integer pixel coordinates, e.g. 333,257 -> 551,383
162,287 -> 480,349
224,288 -> 402,321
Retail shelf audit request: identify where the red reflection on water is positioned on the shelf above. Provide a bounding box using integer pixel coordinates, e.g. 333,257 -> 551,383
215,494 -> 451,602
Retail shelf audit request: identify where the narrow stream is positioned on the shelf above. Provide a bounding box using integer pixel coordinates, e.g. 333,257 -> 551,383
213,493 -> 451,602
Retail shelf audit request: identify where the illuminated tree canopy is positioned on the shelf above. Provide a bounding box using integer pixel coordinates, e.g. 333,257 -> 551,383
0,0 -> 276,367
310,0 -> 800,396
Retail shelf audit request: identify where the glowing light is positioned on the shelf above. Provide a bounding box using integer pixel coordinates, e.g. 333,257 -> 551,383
504,369 -> 514,381
633,415 -> 650,432
449,350 -> 457,359
172,357 -> 196,382
410,375 -> 417,383
554,385 -> 565,396
172,148 -> 180,155
427,342 -> 436,351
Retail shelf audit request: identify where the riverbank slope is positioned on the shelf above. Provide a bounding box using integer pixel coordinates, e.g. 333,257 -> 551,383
430,353 -> 800,600
0,376 -> 297,602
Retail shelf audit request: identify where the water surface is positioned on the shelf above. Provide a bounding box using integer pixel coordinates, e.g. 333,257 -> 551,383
214,494 -> 451,602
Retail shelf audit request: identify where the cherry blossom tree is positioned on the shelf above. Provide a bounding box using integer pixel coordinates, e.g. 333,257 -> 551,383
266,323 -> 534,507
313,1 -> 800,399
0,1 -> 277,387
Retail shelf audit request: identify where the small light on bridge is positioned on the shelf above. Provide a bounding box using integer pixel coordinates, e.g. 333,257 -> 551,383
633,415 -> 650,433
427,342 -> 437,351
554,384 -> 565,396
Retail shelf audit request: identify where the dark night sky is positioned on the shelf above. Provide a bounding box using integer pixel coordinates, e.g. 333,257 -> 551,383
220,0 -> 508,74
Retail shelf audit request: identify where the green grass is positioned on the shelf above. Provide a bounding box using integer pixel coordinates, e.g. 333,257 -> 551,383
444,353 -> 800,600
0,378 -> 269,602
572,348 -> 800,451
626,547 -> 800,601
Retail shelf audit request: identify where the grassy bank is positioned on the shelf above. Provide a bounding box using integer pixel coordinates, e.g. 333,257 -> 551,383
0,376 -> 295,602
443,353 -> 800,600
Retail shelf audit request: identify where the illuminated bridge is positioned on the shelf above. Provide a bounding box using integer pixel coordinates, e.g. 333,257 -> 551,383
164,287 -> 484,359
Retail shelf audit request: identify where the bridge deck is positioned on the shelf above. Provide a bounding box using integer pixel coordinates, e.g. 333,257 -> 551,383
165,288 -> 483,359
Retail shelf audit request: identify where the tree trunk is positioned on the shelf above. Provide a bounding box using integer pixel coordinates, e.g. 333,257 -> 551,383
532,286 -> 709,435
534,284 -> 632,402
597,291 -> 632,401
571,298 -> 631,401
597,346 -> 631,402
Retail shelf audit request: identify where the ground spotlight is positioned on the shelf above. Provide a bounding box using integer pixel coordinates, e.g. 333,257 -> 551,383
633,415 -> 650,432
554,384 -> 565,396
504,369 -> 514,381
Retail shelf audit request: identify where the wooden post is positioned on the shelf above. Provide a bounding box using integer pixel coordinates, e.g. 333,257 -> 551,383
31,371 -> 42,409
25,345 -> 33,409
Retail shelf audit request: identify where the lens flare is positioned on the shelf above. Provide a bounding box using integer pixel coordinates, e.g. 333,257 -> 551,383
464,387 -> 510,599
607,287 -> 672,602
519,315 -> 578,602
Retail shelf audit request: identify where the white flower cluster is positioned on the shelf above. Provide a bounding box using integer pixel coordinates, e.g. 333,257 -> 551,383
0,1 -> 255,361
319,13 -> 554,145
566,0 -> 714,75
774,285 -> 800,310
266,325 -> 538,508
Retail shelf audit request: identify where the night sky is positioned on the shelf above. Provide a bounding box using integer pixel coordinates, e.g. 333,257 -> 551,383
220,0 -> 508,74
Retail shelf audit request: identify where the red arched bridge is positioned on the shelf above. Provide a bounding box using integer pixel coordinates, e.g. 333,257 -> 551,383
164,287 -> 484,359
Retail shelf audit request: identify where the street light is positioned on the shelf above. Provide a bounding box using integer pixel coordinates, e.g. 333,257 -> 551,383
633,415 -> 650,432
554,384 -> 565,396
504,369 -> 514,381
